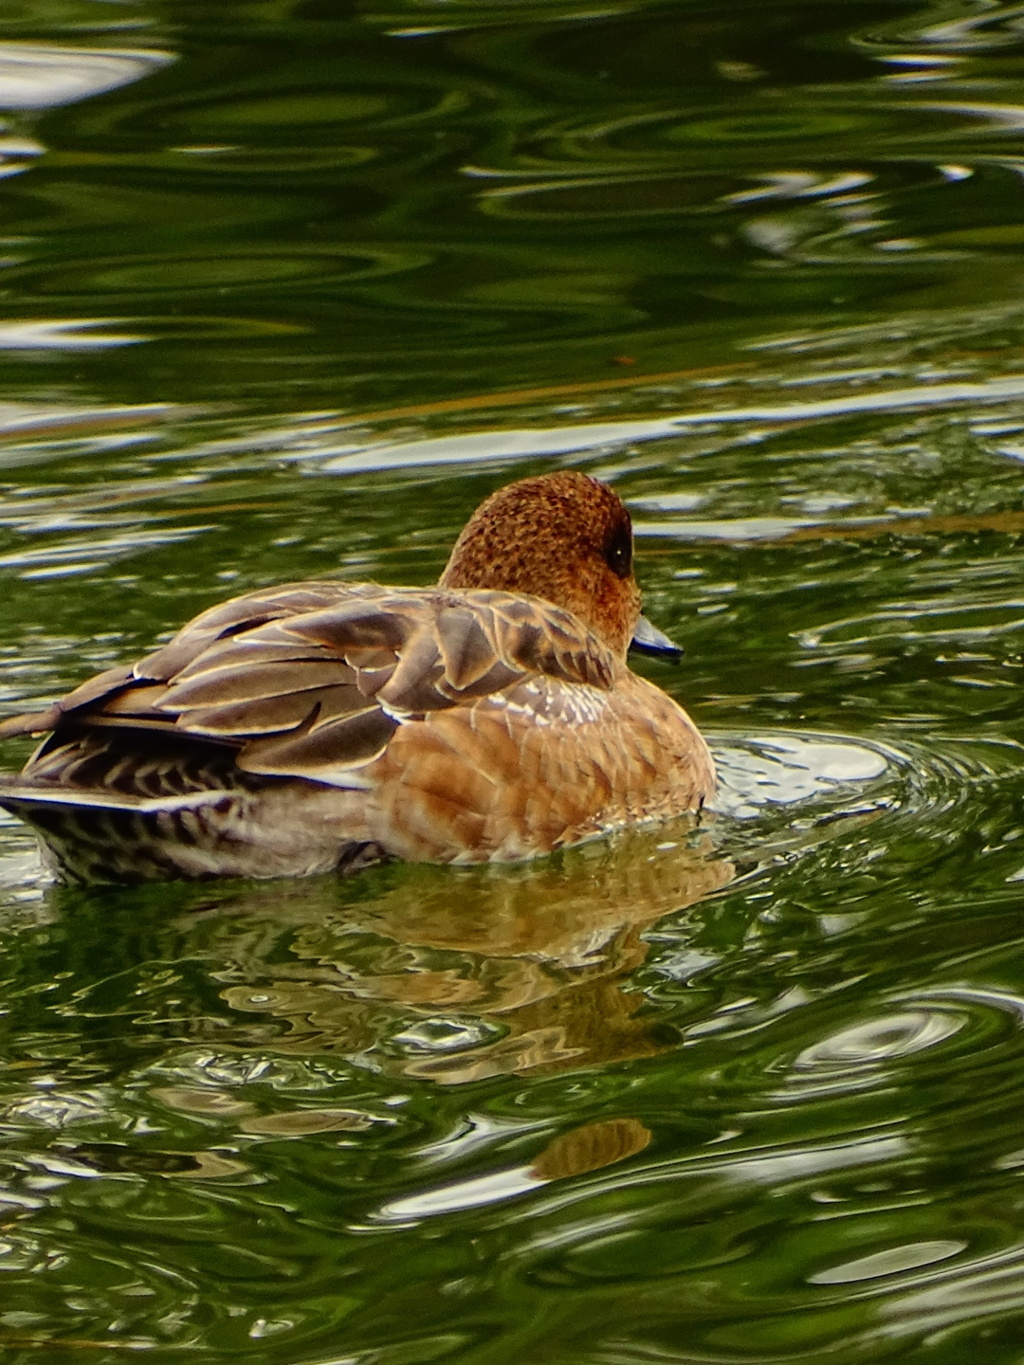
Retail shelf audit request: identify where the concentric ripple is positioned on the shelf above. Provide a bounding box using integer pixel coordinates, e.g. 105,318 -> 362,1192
711,731 -> 891,818
792,1007 -> 966,1071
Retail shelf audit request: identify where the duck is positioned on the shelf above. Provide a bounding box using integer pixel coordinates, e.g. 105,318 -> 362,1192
0,471 -> 714,884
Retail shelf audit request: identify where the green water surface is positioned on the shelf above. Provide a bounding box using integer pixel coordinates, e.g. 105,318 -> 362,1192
3,0 -> 1024,1361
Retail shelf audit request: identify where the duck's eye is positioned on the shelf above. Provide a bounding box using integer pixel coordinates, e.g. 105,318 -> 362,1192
604,524 -> 633,579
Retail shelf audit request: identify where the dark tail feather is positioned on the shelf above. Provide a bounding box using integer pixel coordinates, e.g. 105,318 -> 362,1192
0,780 -> 228,884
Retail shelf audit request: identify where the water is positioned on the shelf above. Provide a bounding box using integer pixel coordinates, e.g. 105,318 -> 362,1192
2,0 -> 1024,1359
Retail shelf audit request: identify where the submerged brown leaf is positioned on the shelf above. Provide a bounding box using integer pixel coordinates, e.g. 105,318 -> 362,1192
530,1117 -> 652,1181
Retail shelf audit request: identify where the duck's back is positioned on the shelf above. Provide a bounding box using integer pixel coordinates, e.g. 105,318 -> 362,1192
0,581 -> 714,883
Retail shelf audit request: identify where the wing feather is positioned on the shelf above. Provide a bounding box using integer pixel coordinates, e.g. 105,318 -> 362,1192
375,629 -> 446,714
164,660 -> 350,711
434,605 -> 499,690
138,582 -> 374,679
182,686 -> 351,738
238,707 -> 398,779
3,582 -> 621,796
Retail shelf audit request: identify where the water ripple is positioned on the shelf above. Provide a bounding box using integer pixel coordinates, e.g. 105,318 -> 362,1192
793,1008 -> 966,1072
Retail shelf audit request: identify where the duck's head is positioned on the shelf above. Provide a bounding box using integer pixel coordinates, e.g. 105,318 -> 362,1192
438,471 -> 680,663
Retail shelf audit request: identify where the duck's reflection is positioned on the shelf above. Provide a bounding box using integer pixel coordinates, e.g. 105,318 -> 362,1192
197,822 -> 732,1083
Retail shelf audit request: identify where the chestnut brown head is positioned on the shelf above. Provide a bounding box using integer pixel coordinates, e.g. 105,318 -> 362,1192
439,471 -> 643,659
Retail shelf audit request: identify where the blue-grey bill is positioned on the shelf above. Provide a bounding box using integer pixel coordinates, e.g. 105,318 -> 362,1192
629,615 -> 684,662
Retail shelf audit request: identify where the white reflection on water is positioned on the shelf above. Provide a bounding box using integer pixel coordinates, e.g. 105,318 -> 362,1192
311,421 -> 680,474
376,1130 -> 911,1230
794,1010 -> 965,1073
810,1240 -> 966,1285
712,734 -> 889,818
884,1247 -> 1024,1334
0,402 -> 180,475
0,320 -> 143,350
0,43 -> 174,111
0,525 -> 213,579
727,170 -> 874,204
377,1165 -> 543,1222
636,515 -> 844,541
0,402 -> 175,439
400,1098 -> 912,1238
922,100 -> 1024,131
302,375 -> 1024,477
0,134 -> 42,179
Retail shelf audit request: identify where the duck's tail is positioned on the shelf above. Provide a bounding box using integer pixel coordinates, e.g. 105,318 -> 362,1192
0,778 -> 245,883
0,777 -> 383,885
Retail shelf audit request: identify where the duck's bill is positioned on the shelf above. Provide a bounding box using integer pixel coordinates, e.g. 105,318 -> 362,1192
629,615 -> 684,662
